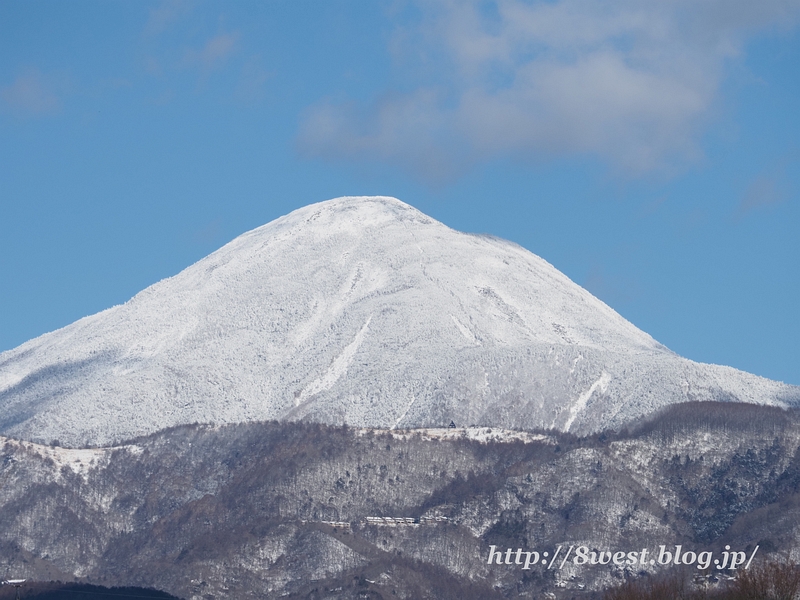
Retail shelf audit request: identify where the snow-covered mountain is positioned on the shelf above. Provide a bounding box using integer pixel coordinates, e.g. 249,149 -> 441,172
1,196 -> 797,446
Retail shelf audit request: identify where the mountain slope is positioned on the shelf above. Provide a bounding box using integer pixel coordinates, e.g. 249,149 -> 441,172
1,196 -> 797,446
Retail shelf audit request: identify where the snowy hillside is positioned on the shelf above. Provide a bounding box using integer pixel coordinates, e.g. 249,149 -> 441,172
1,196 -> 797,446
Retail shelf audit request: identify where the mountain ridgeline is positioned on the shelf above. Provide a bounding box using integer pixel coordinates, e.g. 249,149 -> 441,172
1,196 -> 798,447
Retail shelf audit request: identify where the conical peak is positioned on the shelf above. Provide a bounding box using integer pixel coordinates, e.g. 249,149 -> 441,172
2,195 -> 798,447
195,196 -> 443,285
226,197 -> 441,259
317,195 -> 416,212
267,196 -> 438,235
304,195 -> 426,219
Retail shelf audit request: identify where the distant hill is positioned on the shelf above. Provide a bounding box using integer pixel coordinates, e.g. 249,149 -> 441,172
3,403 -> 800,598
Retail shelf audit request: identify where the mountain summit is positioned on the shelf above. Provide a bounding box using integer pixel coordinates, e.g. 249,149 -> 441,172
1,196 -> 797,446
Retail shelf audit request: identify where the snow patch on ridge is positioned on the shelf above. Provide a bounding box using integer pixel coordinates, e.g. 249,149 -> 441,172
0,370 -> 24,394
393,394 -> 416,429
369,427 -> 555,445
450,315 -> 480,346
296,315 -> 373,405
1,436 -> 142,478
564,371 -> 611,433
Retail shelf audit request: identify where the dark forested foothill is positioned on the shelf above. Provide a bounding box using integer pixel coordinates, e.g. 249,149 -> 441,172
3,402 -> 800,598
601,560 -> 800,599
0,583 -> 180,600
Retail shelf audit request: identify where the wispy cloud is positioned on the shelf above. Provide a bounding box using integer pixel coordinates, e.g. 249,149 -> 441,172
144,0 -> 194,37
299,0 -> 800,181
299,89 -> 470,183
742,175 -> 786,212
142,2 -> 241,94
183,32 -> 240,74
234,55 -> 271,105
1,68 -> 61,116
736,172 -> 790,218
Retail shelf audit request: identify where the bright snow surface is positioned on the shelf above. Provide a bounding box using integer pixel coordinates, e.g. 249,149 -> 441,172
1,197 -> 798,446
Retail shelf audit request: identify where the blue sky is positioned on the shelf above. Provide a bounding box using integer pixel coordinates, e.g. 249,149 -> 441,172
1,0 -> 798,385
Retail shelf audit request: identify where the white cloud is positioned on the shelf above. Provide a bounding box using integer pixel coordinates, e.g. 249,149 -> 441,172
299,0 -> 800,179
1,68 -> 61,116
